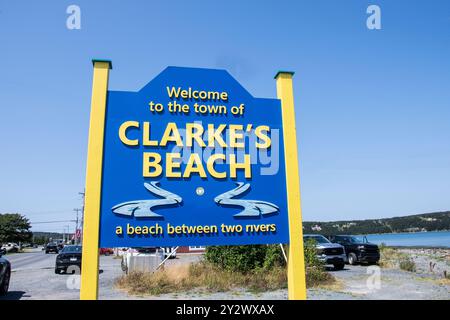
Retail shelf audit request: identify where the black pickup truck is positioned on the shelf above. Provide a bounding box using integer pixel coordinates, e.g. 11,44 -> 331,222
326,235 -> 380,265
45,242 -> 59,254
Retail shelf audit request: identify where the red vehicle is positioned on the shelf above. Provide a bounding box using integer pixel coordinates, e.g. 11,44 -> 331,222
99,248 -> 114,256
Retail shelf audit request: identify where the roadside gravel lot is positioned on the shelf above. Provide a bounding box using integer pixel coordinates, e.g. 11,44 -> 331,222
2,249 -> 449,300
3,250 -> 132,300
309,264 -> 449,300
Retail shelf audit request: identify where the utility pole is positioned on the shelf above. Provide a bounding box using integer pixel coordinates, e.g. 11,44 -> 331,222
74,208 -> 82,244
65,225 -> 70,244
79,190 -> 85,243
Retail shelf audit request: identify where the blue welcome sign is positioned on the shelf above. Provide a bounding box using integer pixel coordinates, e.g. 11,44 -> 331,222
98,66 -> 289,247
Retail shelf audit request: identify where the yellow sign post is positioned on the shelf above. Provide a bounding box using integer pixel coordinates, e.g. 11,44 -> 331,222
275,71 -> 307,300
80,60 -> 112,300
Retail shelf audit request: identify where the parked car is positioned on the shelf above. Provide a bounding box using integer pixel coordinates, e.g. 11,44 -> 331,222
99,248 -> 114,256
0,250 -> 11,295
45,242 -> 59,254
55,245 -> 82,274
326,235 -> 380,265
304,234 -> 346,270
1,243 -> 19,254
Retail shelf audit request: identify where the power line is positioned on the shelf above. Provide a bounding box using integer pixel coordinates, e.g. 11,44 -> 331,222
31,220 -> 76,224
24,210 -> 75,215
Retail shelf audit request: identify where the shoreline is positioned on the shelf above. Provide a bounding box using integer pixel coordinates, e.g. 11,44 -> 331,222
357,229 -> 450,236
356,230 -> 449,248
385,245 -> 449,249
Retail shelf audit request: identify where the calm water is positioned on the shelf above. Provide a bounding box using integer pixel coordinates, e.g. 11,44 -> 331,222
361,231 -> 450,248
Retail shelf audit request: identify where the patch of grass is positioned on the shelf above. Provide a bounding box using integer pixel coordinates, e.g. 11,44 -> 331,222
399,257 -> 416,272
432,270 -> 450,286
379,246 -> 396,268
436,278 -> 450,286
305,266 -> 336,288
379,246 -> 417,272
115,262 -> 287,295
379,246 -> 406,268
116,260 -> 336,296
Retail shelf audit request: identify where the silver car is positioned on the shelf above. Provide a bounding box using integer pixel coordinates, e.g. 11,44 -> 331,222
304,234 -> 346,270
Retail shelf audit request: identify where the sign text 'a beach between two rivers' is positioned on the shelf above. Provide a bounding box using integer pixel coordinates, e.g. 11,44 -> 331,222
99,67 -> 289,247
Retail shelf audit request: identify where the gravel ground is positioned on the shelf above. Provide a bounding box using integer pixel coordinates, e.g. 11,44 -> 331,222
114,250 -> 450,300
309,265 -> 449,300
399,248 -> 449,277
310,248 -> 449,300
2,249 -> 449,300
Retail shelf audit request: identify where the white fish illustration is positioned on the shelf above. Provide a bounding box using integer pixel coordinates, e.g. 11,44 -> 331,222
111,182 -> 182,218
214,182 -> 279,217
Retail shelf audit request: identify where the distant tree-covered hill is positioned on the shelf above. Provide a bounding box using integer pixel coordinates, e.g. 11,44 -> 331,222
303,211 -> 450,235
32,232 -> 69,244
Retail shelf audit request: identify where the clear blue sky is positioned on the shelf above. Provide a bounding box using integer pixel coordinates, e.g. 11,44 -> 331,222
1,1 -> 449,233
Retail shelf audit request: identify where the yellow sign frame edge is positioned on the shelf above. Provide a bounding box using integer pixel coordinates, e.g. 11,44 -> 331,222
275,71 -> 307,300
80,60 -> 111,300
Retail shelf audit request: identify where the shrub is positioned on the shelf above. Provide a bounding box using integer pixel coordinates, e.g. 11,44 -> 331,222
303,239 -> 335,287
306,266 -> 335,287
263,244 -> 286,270
204,241 -> 334,289
205,245 -> 285,273
304,239 -> 323,268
